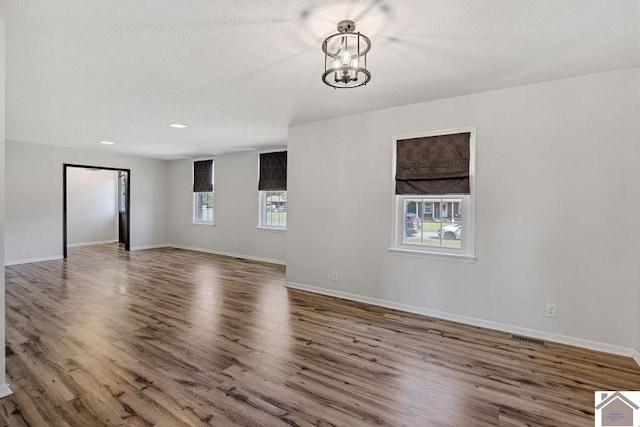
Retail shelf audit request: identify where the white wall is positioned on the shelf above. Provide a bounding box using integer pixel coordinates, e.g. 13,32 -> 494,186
167,150 -> 286,264
287,68 -> 640,354
5,141 -> 169,263
67,168 -> 118,245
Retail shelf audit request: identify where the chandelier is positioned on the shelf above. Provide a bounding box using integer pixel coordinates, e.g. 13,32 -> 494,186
322,20 -> 371,89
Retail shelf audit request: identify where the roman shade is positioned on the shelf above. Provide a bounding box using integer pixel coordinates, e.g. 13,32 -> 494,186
395,132 -> 470,195
259,151 -> 287,191
193,159 -> 213,193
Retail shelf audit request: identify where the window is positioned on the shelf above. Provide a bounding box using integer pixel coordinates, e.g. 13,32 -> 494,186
391,128 -> 476,262
260,190 -> 287,228
400,196 -> 464,249
194,192 -> 214,223
193,159 -> 214,224
258,151 -> 287,230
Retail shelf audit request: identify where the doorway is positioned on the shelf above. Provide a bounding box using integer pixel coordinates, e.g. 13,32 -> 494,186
63,164 -> 130,258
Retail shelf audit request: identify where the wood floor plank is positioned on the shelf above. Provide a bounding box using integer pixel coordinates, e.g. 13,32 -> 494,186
2,244 -> 639,426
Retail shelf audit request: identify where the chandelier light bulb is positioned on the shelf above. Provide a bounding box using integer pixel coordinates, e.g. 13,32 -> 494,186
341,51 -> 352,65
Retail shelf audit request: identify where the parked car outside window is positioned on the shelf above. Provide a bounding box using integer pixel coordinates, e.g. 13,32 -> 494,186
437,224 -> 461,240
405,213 -> 421,237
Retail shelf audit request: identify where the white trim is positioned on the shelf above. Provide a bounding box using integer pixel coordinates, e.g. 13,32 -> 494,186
169,244 -> 286,265
5,255 -> 63,266
192,156 -> 215,162
257,226 -> 286,233
634,352 -> 640,367
389,247 -> 476,263
258,147 -> 287,154
67,240 -> 118,247
130,244 -> 169,251
390,126 -> 477,260
0,383 -> 13,398
285,281 -> 638,358
191,221 -> 216,226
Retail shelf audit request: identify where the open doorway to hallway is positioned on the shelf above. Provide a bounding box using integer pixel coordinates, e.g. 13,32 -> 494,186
63,164 -> 130,257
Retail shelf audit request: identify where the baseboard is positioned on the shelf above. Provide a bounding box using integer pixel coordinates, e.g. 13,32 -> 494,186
68,240 -> 119,247
5,255 -> 64,266
0,383 -> 13,398
634,351 -> 640,367
169,244 -> 286,266
130,244 -> 170,251
285,281 -> 638,358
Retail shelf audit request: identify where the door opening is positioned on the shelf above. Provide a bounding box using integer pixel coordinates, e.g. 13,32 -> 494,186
63,164 -> 131,258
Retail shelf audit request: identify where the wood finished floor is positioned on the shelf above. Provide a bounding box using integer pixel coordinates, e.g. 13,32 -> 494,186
2,245 -> 639,426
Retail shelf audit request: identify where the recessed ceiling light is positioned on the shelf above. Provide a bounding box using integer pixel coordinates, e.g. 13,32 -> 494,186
169,123 -> 187,129
99,141 -> 115,145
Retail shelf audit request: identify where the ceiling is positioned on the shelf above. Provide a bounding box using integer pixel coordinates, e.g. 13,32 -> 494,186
0,0 -> 638,160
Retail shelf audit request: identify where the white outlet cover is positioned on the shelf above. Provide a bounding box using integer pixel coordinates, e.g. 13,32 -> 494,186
546,303 -> 557,317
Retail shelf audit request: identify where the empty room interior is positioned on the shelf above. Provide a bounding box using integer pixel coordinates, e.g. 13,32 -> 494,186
0,1 -> 639,426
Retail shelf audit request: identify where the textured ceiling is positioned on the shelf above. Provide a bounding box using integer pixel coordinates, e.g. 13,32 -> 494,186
0,0 -> 638,159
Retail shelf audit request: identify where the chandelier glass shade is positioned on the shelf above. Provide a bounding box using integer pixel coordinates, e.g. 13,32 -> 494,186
322,20 -> 371,88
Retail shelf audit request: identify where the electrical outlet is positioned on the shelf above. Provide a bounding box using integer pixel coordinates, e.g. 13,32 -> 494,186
546,303 -> 557,318
331,271 -> 338,281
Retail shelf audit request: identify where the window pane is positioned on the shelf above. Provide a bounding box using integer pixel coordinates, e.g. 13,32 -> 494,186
262,191 -> 286,227
402,197 -> 462,249
195,192 -> 214,222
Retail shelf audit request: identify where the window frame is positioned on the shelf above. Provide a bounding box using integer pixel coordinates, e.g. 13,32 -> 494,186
389,126 -> 476,263
258,190 -> 287,231
192,158 -> 215,226
257,149 -> 287,231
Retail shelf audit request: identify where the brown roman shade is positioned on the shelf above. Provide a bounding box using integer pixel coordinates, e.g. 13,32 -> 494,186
259,151 -> 287,191
193,159 -> 213,193
395,132 -> 470,195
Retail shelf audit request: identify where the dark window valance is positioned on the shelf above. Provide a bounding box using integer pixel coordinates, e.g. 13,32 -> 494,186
259,151 -> 287,191
395,132 -> 470,195
193,159 -> 213,193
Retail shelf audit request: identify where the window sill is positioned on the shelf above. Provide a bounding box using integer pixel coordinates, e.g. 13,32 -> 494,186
257,226 -> 286,232
192,221 -> 215,226
389,247 -> 476,263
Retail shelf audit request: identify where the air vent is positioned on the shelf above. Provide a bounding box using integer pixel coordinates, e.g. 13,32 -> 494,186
510,334 -> 545,346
